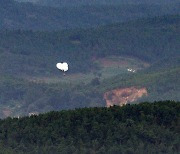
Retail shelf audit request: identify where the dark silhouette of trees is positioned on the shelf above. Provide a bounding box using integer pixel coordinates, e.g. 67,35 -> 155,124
0,101 -> 179,153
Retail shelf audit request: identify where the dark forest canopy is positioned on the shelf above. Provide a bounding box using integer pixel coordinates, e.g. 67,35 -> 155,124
0,101 -> 179,153
0,0 -> 179,30
16,0 -> 180,7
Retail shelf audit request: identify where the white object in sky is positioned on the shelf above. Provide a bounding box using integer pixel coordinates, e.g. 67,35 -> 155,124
56,62 -> 69,72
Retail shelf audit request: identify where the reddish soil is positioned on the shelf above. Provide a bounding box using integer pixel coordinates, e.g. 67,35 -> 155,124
3,108 -> 12,117
98,58 -> 128,67
95,56 -> 150,68
104,87 -> 148,107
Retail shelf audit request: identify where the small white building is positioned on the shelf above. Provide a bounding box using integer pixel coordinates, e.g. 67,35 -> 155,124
127,68 -> 136,73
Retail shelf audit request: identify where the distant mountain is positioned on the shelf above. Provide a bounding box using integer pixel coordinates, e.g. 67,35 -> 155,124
16,0 -> 180,7
0,0 -> 179,30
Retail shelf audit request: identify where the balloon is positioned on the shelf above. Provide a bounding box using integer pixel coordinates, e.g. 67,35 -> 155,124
56,62 -> 69,72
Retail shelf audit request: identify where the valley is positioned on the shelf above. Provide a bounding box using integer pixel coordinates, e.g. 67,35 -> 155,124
0,1 -> 179,119
0,0 -> 179,153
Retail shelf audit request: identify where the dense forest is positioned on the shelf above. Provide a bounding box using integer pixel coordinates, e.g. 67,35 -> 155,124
0,101 -> 179,153
0,0 -> 179,30
0,15 -> 179,75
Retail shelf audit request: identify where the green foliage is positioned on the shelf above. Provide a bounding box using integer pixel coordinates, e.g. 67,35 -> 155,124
101,66 -> 180,101
0,0 -> 179,30
0,15 -> 179,75
0,14 -> 179,119
0,101 -> 179,153
0,74 -> 104,118
0,59 -> 179,118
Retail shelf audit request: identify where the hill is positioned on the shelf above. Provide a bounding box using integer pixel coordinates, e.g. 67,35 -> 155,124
0,15 -> 179,118
0,101 -> 179,153
0,15 -> 179,76
0,0 -> 179,30
0,57 -> 179,118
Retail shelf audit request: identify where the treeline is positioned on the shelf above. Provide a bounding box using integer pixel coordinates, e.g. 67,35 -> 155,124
17,0 -> 180,7
0,101 -> 179,153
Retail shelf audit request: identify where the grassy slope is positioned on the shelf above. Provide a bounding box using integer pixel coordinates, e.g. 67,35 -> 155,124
24,56 -> 149,84
101,65 -> 180,100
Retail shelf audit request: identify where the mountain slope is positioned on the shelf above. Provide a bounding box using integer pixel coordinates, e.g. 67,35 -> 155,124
0,0 -> 179,30
0,56 -> 179,118
0,15 -> 179,118
0,15 -> 179,76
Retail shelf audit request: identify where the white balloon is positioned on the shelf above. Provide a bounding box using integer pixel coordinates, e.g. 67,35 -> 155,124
56,62 -> 69,72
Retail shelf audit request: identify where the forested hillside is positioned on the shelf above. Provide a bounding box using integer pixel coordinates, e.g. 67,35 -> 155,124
0,0 -> 179,30
0,15 -> 179,118
0,101 -> 179,153
0,15 -> 179,75
0,58 -> 179,118
0,1 -> 179,153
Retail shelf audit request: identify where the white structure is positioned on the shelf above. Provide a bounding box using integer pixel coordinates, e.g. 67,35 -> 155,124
127,68 -> 136,73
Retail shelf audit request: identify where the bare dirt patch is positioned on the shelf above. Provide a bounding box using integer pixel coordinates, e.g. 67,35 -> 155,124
104,87 -> 148,107
98,58 -> 128,67
3,108 -> 12,117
